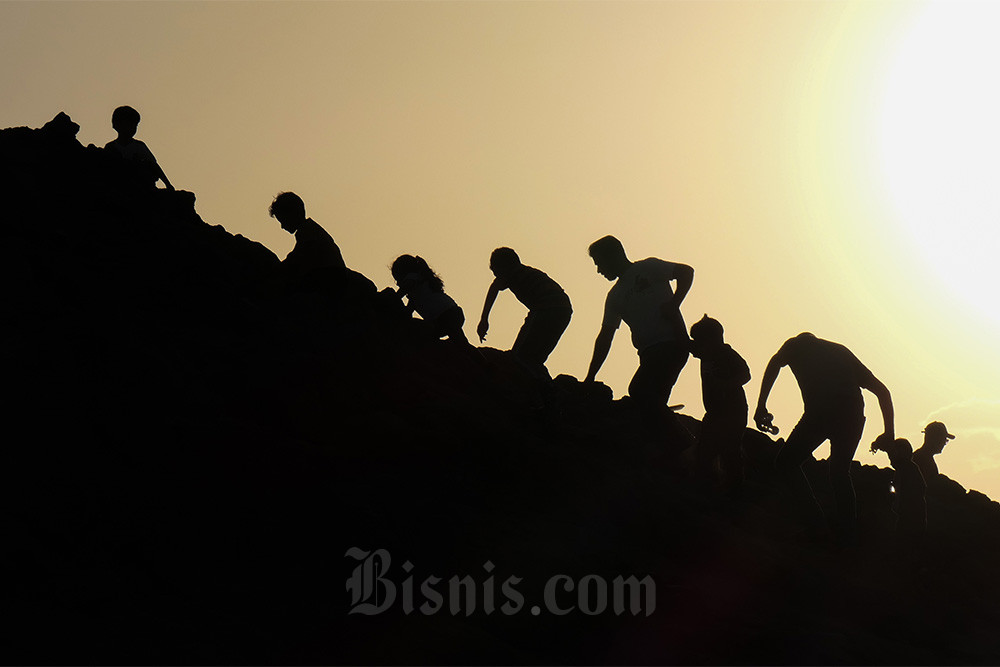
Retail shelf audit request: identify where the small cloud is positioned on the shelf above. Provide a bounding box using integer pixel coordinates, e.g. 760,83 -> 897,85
962,430 -> 1000,473
926,398 -> 1000,433
923,399 -> 1000,499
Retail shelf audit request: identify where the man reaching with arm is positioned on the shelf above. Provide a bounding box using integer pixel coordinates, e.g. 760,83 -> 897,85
584,235 -> 695,452
755,332 -> 894,544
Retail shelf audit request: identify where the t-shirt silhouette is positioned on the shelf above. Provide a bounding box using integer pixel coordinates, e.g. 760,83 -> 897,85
602,258 -> 688,351
496,265 -> 570,312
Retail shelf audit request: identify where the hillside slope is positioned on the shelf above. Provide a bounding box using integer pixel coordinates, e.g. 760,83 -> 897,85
3,114 -> 1000,665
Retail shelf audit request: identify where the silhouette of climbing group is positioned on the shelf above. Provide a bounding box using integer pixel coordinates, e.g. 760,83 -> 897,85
96,104 -> 964,549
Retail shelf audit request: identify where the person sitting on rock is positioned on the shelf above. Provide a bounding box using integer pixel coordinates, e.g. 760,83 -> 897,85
391,254 -> 471,346
103,105 -> 174,191
690,314 -> 751,494
912,420 -> 955,483
269,191 -> 348,293
477,247 -> 572,379
755,332 -> 894,544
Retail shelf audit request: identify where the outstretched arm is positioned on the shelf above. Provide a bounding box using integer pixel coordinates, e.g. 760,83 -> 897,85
477,279 -> 502,342
584,324 -> 616,383
754,350 -> 786,433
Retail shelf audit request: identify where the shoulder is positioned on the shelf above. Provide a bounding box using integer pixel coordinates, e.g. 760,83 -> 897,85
639,257 -> 684,275
604,280 -> 624,310
724,343 -> 748,363
302,217 -> 334,237
133,139 -> 155,156
521,264 -> 546,280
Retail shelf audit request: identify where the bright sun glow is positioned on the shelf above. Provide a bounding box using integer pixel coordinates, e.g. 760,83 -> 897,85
879,1 -> 1000,325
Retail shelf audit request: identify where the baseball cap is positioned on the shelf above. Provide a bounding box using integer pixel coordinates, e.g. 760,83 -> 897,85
923,421 -> 955,440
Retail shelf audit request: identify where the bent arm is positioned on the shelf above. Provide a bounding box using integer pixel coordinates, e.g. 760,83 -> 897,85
734,355 -> 752,386
862,373 -> 894,441
671,263 -> 694,307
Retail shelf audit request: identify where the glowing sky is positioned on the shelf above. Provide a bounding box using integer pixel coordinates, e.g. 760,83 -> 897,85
3,0 -> 998,499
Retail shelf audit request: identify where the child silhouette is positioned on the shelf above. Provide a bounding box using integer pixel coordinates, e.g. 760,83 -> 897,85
391,255 -> 470,345
104,105 -> 174,191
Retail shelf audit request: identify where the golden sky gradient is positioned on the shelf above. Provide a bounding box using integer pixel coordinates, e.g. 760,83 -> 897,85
3,1 -> 998,498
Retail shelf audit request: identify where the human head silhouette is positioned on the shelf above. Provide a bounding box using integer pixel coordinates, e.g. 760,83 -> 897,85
489,247 -> 521,280
588,235 -> 628,281
886,437 -> 914,467
111,105 -> 141,140
391,255 -> 443,291
269,192 -> 307,233
689,314 -> 724,359
922,420 -> 955,453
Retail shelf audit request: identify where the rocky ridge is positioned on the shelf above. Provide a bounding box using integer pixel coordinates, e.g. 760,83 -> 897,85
3,114 -> 1000,665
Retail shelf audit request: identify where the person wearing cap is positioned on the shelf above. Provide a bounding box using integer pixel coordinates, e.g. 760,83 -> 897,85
912,421 -> 955,482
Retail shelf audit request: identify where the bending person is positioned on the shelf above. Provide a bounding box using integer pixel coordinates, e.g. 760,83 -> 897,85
269,191 -> 348,293
755,332 -> 894,542
477,247 -> 572,378
391,254 -> 471,346
584,235 -> 695,451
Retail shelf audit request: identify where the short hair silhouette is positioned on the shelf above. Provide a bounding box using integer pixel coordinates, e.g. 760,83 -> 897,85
690,314 -> 724,345
478,246 -> 572,375
111,105 -> 141,129
489,247 -> 520,271
886,437 -> 913,462
269,191 -> 306,221
588,235 -> 627,263
105,105 -> 173,191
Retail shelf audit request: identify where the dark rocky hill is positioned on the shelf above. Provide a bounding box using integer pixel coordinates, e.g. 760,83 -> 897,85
3,113 -> 1000,665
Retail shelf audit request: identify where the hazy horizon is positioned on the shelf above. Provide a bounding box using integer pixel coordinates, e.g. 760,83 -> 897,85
3,0 -> 998,498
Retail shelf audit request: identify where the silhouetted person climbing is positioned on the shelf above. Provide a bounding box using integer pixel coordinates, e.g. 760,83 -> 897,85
268,191 -> 348,295
392,254 -> 472,346
873,436 -> 927,542
690,315 -> 750,494
912,420 -> 955,483
477,247 -> 572,378
584,235 -> 695,451
104,106 -> 174,191
755,332 -> 894,544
